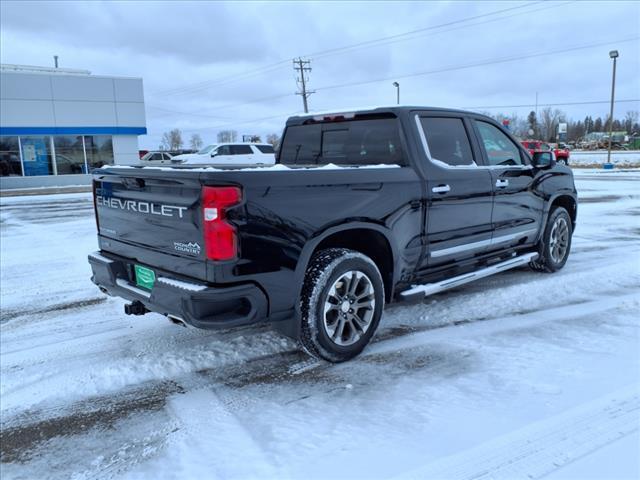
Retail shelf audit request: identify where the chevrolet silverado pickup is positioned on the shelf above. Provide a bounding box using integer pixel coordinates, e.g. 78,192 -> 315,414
88,106 -> 577,362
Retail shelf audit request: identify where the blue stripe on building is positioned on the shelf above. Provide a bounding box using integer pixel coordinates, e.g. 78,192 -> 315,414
0,126 -> 147,136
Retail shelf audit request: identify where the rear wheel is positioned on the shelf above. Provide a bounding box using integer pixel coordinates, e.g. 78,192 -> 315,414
530,207 -> 573,272
298,248 -> 384,362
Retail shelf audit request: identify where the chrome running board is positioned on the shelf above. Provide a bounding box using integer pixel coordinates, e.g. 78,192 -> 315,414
400,252 -> 538,300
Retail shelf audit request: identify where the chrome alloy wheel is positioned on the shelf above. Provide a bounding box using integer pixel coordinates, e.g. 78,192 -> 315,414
549,217 -> 569,263
322,270 -> 376,346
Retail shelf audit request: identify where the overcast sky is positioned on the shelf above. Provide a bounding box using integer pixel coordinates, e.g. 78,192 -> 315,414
1,0 -> 639,149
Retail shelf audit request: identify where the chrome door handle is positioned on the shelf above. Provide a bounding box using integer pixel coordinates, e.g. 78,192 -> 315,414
432,184 -> 451,194
496,179 -> 509,188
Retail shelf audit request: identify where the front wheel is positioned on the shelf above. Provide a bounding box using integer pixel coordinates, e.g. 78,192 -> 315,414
530,207 -> 573,272
298,248 -> 385,362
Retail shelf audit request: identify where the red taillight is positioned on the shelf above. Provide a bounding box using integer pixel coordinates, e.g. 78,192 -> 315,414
202,186 -> 242,261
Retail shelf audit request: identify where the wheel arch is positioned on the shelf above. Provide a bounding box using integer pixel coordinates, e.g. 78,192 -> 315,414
294,223 -> 397,304
548,193 -> 577,228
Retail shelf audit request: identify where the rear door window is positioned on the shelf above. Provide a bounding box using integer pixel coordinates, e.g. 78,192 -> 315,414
230,145 -> 253,155
419,117 -> 475,166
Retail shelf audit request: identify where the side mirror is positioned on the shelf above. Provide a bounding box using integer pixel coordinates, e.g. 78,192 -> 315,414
532,151 -> 554,168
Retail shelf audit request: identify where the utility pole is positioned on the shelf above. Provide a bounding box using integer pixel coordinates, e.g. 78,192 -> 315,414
293,58 -> 314,113
607,50 -> 619,165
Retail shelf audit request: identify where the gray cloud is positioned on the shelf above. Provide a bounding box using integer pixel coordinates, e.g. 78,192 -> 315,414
1,0 -> 638,149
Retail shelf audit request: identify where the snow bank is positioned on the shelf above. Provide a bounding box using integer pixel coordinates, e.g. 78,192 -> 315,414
570,150 -> 640,167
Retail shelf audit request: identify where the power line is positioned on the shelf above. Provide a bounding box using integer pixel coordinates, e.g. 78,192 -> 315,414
180,112 -> 300,132
312,1 -> 574,63
309,1 -> 547,60
463,99 -> 640,110
313,36 -> 640,92
151,1 -> 545,98
146,91 -> 294,118
145,37 -> 638,124
154,62 -> 290,97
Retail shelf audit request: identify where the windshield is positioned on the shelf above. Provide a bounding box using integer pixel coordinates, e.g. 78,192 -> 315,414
197,145 -> 217,155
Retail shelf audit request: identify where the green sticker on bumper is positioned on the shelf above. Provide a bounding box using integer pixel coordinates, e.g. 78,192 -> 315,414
134,264 -> 156,290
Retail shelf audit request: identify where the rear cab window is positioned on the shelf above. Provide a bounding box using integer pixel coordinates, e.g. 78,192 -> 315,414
279,115 -> 405,166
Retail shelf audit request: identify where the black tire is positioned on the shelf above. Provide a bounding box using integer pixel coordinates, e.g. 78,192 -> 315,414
530,207 -> 573,273
298,248 -> 385,362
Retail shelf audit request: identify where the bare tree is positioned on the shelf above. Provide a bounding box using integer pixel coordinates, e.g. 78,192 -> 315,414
624,111 -> 639,133
161,129 -> 183,150
217,130 -> 238,143
539,108 -> 564,141
266,133 -> 280,148
189,133 -> 203,151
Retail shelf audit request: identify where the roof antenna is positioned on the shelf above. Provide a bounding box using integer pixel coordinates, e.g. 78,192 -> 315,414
54,55 -> 59,68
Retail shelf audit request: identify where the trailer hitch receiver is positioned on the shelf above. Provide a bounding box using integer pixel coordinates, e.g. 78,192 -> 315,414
124,301 -> 148,316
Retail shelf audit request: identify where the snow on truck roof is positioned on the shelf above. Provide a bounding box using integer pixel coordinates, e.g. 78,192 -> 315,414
287,105 -> 476,123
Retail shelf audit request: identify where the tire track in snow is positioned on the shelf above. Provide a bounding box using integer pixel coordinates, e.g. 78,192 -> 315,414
367,291 -> 639,358
1,292 -> 637,473
392,385 -> 640,480
149,388 -> 285,480
0,297 -> 106,325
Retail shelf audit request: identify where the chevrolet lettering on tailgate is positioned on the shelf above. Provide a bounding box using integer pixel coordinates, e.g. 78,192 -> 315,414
96,196 -> 187,218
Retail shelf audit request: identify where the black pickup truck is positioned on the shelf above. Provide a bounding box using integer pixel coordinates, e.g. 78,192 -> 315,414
88,106 -> 577,362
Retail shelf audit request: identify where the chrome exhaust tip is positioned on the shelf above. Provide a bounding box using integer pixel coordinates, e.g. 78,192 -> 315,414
167,315 -> 187,327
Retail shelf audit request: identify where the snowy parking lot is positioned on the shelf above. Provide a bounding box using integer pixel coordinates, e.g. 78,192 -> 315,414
1,169 -> 639,480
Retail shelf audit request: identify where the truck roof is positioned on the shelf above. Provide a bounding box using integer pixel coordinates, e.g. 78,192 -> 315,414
286,105 -> 477,125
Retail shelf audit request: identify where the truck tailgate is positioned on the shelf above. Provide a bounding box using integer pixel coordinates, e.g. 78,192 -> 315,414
94,169 -> 206,262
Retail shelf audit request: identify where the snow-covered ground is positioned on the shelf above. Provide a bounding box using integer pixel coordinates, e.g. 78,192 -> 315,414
570,150 -> 640,167
1,170 -> 639,480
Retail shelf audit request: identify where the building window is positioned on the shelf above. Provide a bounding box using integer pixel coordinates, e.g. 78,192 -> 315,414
85,135 -> 114,171
54,135 -> 87,174
20,136 -> 54,176
0,136 -> 22,176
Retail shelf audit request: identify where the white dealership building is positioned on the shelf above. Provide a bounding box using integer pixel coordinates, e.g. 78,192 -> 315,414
0,64 -> 146,190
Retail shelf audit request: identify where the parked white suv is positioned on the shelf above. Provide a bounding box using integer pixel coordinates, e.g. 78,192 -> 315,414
171,143 -> 275,166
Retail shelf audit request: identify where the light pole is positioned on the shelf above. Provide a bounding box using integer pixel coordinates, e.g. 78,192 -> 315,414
607,50 -> 619,164
392,82 -> 400,105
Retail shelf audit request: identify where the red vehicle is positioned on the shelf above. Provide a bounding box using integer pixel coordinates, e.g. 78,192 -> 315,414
521,140 -> 570,165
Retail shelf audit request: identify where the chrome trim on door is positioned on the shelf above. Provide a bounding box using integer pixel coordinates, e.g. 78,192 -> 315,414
429,228 -> 538,258
430,237 -> 492,258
